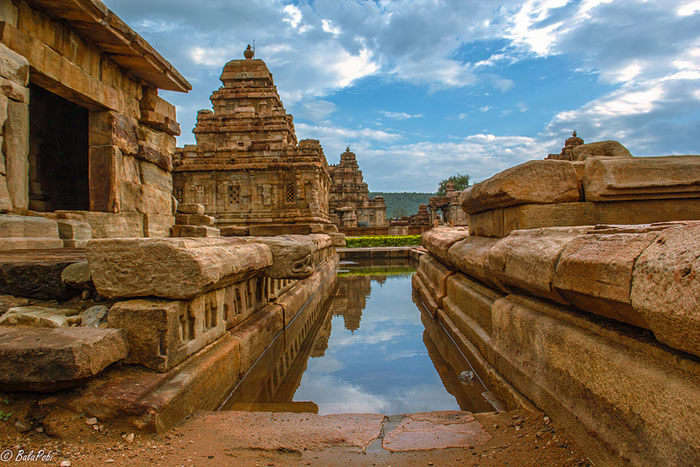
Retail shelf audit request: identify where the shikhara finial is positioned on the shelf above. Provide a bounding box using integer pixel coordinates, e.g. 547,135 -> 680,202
244,44 -> 254,59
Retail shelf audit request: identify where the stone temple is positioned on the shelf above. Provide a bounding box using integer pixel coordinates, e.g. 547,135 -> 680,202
173,46 -> 336,236
327,147 -> 387,230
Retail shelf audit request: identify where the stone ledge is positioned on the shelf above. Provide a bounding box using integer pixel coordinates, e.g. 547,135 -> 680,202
0,327 -> 127,391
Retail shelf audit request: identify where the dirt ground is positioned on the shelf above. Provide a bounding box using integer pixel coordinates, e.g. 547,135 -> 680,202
0,399 -> 593,467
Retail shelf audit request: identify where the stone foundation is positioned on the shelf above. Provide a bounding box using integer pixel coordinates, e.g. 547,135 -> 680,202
417,224 -> 700,466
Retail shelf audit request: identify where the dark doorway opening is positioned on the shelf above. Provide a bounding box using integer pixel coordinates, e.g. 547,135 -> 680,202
28,84 -> 89,211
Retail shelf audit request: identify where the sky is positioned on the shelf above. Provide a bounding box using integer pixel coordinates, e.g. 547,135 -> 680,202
104,0 -> 700,192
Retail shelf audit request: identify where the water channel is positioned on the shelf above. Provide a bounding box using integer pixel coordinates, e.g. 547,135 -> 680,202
221,262 -> 500,415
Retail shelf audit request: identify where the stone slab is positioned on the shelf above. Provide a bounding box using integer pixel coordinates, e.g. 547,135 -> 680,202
383,412 -> 491,452
88,238 -> 272,299
584,155 -> 700,201
230,303 -> 284,374
553,230 -> 658,328
0,214 -> 59,238
462,160 -> 580,214
0,252 -> 83,299
170,224 -> 220,237
446,236 -> 503,290
231,235 -> 329,279
631,222 -> 700,358
0,327 -> 127,391
55,211 -> 144,238
421,227 -> 469,264
469,203 -> 596,237
56,219 -> 92,241
444,272 -> 503,338
144,213 -> 174,238
487,226 -> 592,303
177,203 -> 205,215
175,213 -> 215,226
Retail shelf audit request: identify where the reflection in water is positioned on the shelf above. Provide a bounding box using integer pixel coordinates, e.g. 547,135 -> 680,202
223,265 -> 497,414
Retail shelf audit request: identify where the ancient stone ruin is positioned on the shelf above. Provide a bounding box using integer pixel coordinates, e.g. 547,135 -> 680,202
327,147 -> 387,231
415,139 -> 700,465
173,46 -> 336,237
429,182 -> 468,227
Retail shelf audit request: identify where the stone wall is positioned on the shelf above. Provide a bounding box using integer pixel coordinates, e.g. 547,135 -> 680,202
0,0 -> 189,238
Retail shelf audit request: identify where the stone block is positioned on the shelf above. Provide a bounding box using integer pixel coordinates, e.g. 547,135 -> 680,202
0,75 -> 28,101
571,140 -> 632,161
0,305 -> 80,327
462,160 -> 580,214
0,237 -> 63,250
444,273 -> 503,338
417,254 -> 453,302
412,271 -> 439,317
170,224 -> 220,237
631,222 -> 700,358
421,227 -> 469,264
231,235 -> 326,279
55,211 -> 144,238
0,214 -> 59,237
553,230 -> 659,327
595,198 -> 700,225
328,232 -> 346,247
0,294 -> 29,315
490,294 -> 700,466
108,291 -> 226,372
222,275 -> 268,329
487,226 -> 592,303
178,203 -> 205,215
5,100 -> 28,210
80,305 -> 108,328
88,238 -> 273,299
120,181 -> 172,215
61,261 -> 91,290
0,43 -> 28,86
140,160 -> 172,192
144,213 -> 174,238
175,213 -> 215,226
0,252 -> 82,299
89,145 -> 121,213
57,219 -> 92,241
0,327 -> 127,391
469,202 -> 596,237
446,236 -> 502,290
584,155 -> 700,201
120,154 -> 141,184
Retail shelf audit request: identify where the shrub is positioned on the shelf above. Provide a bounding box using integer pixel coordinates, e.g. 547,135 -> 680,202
345,235 -> 421,248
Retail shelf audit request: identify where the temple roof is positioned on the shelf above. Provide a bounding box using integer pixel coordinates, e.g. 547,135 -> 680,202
25,0 -> 191,92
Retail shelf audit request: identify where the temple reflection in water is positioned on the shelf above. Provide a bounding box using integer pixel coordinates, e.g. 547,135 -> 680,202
222,266 -> 498,414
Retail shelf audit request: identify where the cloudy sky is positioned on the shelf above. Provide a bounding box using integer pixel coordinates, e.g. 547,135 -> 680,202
104,0 -> 700,191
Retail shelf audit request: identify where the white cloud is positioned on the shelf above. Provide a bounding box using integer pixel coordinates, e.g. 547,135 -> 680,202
381,111 -> 423,120
282,4 -> 302,29
321,19 -> 341,36
479,106 -> 491,112
677,1 -> 700,16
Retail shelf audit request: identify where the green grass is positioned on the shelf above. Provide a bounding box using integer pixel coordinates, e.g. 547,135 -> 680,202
345,235 -> 421,248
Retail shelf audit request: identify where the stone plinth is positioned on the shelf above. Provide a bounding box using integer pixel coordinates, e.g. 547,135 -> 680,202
88,238 -> 272,299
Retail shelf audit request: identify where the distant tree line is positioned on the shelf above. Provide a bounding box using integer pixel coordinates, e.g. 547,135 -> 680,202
369,192 -> 434,219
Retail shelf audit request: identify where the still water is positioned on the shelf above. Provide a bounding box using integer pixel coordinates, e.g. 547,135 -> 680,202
222,264 -> 496,415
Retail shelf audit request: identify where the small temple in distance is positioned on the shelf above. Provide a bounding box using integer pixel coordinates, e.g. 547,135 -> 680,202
173,45 -> 336,236
327,147 -> 387,230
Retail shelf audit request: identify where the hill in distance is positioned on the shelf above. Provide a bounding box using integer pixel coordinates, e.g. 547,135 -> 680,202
370,192 -> 435,219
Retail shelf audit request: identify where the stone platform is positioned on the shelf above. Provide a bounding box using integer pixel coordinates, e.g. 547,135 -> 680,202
0,248 -> 86,299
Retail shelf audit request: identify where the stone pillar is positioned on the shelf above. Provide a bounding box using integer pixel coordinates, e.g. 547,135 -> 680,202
0,43 -> 30,212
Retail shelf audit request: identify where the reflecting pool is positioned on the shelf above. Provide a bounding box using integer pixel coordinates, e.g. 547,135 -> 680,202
222,264 -> 497,415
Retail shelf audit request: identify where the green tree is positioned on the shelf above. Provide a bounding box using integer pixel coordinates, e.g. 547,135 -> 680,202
437,173 -> 470,195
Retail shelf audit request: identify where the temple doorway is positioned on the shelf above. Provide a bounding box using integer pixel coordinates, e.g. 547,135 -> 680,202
28,83 -> 89,211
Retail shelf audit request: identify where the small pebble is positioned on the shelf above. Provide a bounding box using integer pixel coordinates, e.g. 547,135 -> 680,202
86,417 -> 98,426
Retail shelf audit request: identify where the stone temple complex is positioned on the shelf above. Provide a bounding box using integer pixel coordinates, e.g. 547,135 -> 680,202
173,46 -> 336,236
327,147 -> 387,231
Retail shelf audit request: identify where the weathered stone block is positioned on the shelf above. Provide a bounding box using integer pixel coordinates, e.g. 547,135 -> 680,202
553,231 -> 659,327
140,160 -> 172,192
0,305 -> 80,327
462,160 -> 580,214
421,227 -> 469,264
230,303 -> 284,374
469,202 -> 596,237
0,214 -> 59,237
446,236 -> 502,290
487,226 -> 592,303
0,327 -> 127,391
56,211 -> 144,238
80,305 -> 108,328
57,219 -> 92,242
444,273 -> 503,339
170,224 -> 220,237
0,43 -> 28,86
231,235 -> 328,279
571,140 -> 632,161
178,203 -> 205,215
631,222 -> 700,358
88,238 -> 272,299
61,261 -> 91,290
584,156 -> 700,201
120,181 -> 172,215
89,145 -> 121,213
108,291 -> 226,372
417,254 -> 453,302
175,213 -> 215,226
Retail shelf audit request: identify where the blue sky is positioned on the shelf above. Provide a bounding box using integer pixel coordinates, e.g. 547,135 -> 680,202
104,0 -> 700,191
